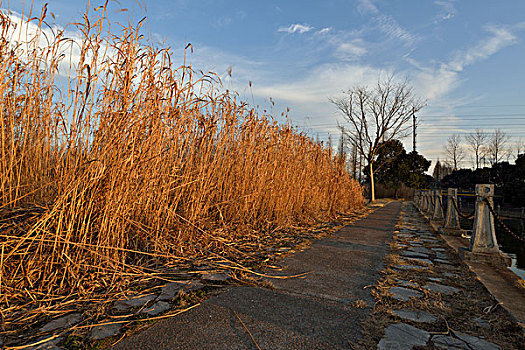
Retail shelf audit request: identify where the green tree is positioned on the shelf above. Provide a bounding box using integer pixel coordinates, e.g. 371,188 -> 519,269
367,139 -> 431,197
403,151 -> 432,189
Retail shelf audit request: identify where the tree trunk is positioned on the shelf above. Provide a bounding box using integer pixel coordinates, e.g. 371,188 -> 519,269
369,162 -> 375,202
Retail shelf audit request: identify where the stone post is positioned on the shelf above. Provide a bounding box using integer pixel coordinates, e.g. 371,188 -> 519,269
413,190 -> 420,208
459,184 -> 511,267
432,189 -> 444,220
470,184 -> 498,253
444,188 -> 460,230
426,190 -> 434,215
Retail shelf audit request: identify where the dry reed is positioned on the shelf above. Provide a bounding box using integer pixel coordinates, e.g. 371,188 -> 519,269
0,3 -> 364,334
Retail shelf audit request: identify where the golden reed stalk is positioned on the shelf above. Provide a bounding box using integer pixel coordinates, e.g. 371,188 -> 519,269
0,3 -> 363,323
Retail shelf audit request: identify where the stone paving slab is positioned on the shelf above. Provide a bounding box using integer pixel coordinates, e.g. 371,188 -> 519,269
392,309 -> 438,323
201,272 -> 230,282
400,250 -> 429,259
113,294 -> 157,312
90,319 -> 126,341
407,246 -> 430,254
388,286 -> 422,301
143,301 -> 171,316
432,332 -> 501,350
393,264 -> 428,271
39,313 -> 82,333
431,247 -> 446,252
377,323 -> 430,350
395,279 -> 418,288
403,257 -> 433,265
29,337 -> 63,350
158,280 -> 204,301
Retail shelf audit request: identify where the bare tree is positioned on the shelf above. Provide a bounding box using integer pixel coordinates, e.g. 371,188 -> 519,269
487,129 -> 510,165
444,134 -> 465,170
465,129 -> 487,169
330,76 -> 424,202
514,137 -> 525,160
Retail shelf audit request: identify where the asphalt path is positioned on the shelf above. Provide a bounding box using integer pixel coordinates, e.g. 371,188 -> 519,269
112,201 -> 402,350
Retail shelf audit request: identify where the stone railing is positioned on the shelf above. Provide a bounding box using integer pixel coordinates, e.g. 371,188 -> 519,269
413,185 -> 512,267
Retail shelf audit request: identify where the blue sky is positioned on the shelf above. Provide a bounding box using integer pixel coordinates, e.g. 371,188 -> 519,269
6,0 -> 525,168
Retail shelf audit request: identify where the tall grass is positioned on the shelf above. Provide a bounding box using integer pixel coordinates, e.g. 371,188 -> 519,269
0,4 -> 363,322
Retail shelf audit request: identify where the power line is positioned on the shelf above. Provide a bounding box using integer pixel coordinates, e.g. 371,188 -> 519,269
303,119 -> 525,128
420,117 -> 525,121
311,130 -> 525,135
424,104 -> 525,108
419,113 -> 525,118
305,125 -> 525,129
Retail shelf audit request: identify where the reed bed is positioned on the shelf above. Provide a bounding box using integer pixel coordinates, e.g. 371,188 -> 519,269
0,4 -> 364,334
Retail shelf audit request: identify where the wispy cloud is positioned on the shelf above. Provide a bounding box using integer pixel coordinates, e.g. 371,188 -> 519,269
411,65 -> 460,101
357,0 -> 417,46
407,24 -> 518,101
252,63 -> 384,104
357,0 -> 379,15
245,63 -> 388,134
434,1 -> 456,22
375,15 -> 418,44
316,27 -> 332,35
335,41 -> 367,60
313,27 -> 369,60
215,16 -> 232,27
405,22 -> 522,162
448,25 -> 517,72
278,23 -> 313,34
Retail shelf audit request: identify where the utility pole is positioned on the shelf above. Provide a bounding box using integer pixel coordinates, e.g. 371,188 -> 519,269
351,139 -> 358,180
412,107 -> 417,153
358,153 -> 363,183
338,127 -> 345,158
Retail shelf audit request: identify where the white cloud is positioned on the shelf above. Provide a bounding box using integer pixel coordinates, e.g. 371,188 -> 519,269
278,23 -> 313,34
311,27 -> 369,61
2,10 -> 111,79
216,16 -> 232,27
185,44 -> 264,81
434,1 -> 456,21
357,0 -> 417,46
405,23 -> 520,102
375,14 -> 418,45
317,27 -> 332,35
243,63 -> 388,137
358,0 -> 379,15
411,65 -> 459,101
252,64 -> 384,104
447,25 -> 517,72
403,23 -> 521,162
235,10 -> 247,19
335,41 -> 367,59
